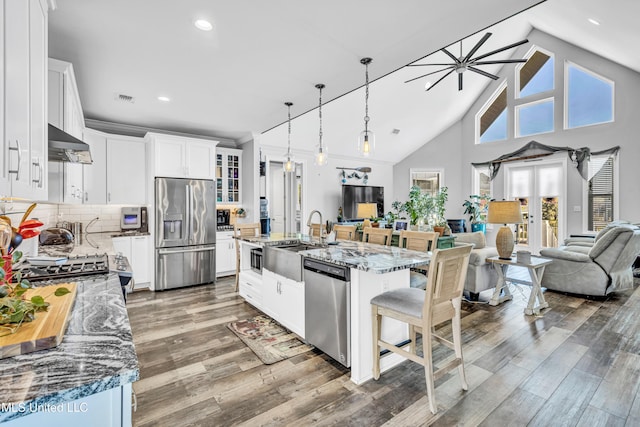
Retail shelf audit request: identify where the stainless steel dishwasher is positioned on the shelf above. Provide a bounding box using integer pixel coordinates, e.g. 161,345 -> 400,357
303,258 -> 351,367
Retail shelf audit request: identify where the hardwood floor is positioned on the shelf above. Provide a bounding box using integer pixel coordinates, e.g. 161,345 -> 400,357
127,277 -> 640,426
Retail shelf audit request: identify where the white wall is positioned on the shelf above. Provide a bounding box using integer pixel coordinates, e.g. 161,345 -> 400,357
394,29 -> 640,235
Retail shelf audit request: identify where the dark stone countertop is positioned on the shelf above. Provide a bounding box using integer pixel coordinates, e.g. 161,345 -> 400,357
0,274 -> 139,423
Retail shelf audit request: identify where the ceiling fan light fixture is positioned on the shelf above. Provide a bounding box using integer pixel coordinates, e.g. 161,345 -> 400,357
357,57 -> 375,157
405,32 -> 529,91
283,102 -> 295,173
314,83 -> 328,166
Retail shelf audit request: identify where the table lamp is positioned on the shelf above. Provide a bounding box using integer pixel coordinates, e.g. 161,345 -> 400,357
356,203 -> 378,227
487,200 -> 522,260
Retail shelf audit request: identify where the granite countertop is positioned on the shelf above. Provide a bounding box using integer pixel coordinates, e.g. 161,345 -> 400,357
37,231 -> 149,257
240,233 -> 431,274
0,273 -> 139,423
300,241 -> 431,274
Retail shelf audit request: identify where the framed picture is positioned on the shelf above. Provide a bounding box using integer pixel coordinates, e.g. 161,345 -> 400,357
393,220 -> 408,231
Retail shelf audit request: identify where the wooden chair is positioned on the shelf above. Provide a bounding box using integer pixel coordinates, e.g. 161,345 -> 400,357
362,227 -> 393,246
399,230 -> 439,290
371,245 -> 472,414
233,223 -> 261,292
308,223 -> 327,238
333,224 -> 356,241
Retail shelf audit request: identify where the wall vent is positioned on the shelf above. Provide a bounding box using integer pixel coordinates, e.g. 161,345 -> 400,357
115,93 -> 135,103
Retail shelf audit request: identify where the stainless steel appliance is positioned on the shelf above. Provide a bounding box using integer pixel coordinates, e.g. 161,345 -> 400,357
250,247 -> 263,273
303,258 -> 351,367
121,207 -> 141,230
15,253 -> 133,301
155,177 -> 216,290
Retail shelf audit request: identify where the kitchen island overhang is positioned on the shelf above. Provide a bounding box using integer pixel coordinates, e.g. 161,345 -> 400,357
237,233 -> 431,384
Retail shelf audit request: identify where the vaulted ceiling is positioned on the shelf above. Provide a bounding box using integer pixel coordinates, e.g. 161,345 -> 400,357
48,0 -> 640,164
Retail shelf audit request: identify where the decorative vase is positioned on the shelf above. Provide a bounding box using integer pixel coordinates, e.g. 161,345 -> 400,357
471,223 -> 486,233
433,226 -> 445,237
371,222 -> 380,228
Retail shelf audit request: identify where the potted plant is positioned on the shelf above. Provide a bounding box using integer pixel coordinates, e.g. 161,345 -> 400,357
431,187 -> 448,236
404,186 -> 431,227
462,194 -> 491,233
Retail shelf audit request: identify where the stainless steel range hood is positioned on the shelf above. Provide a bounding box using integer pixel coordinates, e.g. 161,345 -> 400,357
48,124 -> 93,164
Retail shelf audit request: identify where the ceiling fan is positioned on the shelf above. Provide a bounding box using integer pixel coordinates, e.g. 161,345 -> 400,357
405,32 -> 529,91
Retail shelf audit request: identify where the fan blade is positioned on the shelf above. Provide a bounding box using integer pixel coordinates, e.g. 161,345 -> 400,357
406,63 -> 457,67
463,32 -> 492,63
458,73 -> 463,91
468,66 -> 499,80
441,47 -> 460,64
426,68 -> 456,91
472,39 -> 529,62
404,66 -> 454,84
472,59 -> 528,65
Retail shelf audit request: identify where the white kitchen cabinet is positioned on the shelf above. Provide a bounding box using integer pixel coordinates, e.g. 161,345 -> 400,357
147,133 -> 217,179
216,231 -> 236,277
48,58 -> 87,204
48,161 -> 83,204
106,135 -> 146,204
48,58 -> 84,140
262,269 -> 305,338
1,0 -> 49,200
82,128 -> 107,204
112,235 -> 151,287
215,148 -> 242,204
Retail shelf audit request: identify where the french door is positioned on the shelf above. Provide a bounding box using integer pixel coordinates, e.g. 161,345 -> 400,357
504,159 -> 566,255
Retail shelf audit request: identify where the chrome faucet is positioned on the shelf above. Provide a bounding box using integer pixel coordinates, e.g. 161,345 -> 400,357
306,210 -> 325,243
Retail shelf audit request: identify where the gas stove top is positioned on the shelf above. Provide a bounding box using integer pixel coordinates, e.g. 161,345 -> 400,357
16,253 -> 130,283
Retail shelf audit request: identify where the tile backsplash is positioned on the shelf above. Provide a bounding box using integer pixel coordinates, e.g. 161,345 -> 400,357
1,202 -> 132,233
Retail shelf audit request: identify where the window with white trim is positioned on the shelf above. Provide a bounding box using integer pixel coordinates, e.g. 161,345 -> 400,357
516,98 -> 554,137
566,62 -> 614,129
517,48 -> 554,98
586,156 -> 615,232
477,83 -> 507,144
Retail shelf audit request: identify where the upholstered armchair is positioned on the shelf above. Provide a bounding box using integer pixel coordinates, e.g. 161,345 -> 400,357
540,224 -> 640,296
453,231 -> 499,300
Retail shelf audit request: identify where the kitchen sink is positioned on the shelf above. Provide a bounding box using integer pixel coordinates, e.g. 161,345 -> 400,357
263,243 -> 323,281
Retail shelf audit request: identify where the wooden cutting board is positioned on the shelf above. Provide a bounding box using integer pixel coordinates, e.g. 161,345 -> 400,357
0,282 -> 78,359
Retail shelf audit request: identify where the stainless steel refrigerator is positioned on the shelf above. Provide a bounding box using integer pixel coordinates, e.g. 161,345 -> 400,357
155,177 -> 216,290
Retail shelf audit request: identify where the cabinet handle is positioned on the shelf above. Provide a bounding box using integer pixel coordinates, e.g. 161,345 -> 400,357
31,159 -> 42,187
85,192 -> 88,202
8,140 -> 21,181
108,192 -> 111,203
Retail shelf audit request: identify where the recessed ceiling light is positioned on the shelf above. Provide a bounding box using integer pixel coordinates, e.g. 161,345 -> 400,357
158,96 -> 171,102
588,18 -> 601,26
194,19 -> 213,31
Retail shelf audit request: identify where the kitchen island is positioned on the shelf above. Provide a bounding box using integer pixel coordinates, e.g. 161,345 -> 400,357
0,273 -> 139,426
237,233 -> 431,384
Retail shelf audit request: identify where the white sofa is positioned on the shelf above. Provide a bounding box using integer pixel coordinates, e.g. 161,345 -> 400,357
454,231 -> 499,300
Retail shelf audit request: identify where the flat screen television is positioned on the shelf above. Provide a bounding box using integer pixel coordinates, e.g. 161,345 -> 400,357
342,185 -> 384,220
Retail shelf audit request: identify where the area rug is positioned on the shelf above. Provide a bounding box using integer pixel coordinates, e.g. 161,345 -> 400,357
227,315 -> 313,365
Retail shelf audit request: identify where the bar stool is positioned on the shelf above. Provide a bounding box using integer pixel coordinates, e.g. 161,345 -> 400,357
333,224 -> 357,241
370,245 -> 472,414
362,227 -> 393,246
398,230 -> 439,290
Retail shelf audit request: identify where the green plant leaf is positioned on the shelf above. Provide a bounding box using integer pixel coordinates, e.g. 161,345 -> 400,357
15,287 -> 28,297
54,287 -> 71,297
30,295 -> 46,306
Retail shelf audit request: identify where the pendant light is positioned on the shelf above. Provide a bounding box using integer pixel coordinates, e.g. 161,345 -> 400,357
283,102 -> 295,173
314,83 -> 328,166
358,57 -> 375,157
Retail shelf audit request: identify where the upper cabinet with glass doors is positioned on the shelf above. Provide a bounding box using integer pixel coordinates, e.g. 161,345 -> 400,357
216,147 -> 242,204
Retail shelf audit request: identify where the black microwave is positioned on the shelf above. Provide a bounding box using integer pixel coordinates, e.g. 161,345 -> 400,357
217,209 -> 230,226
